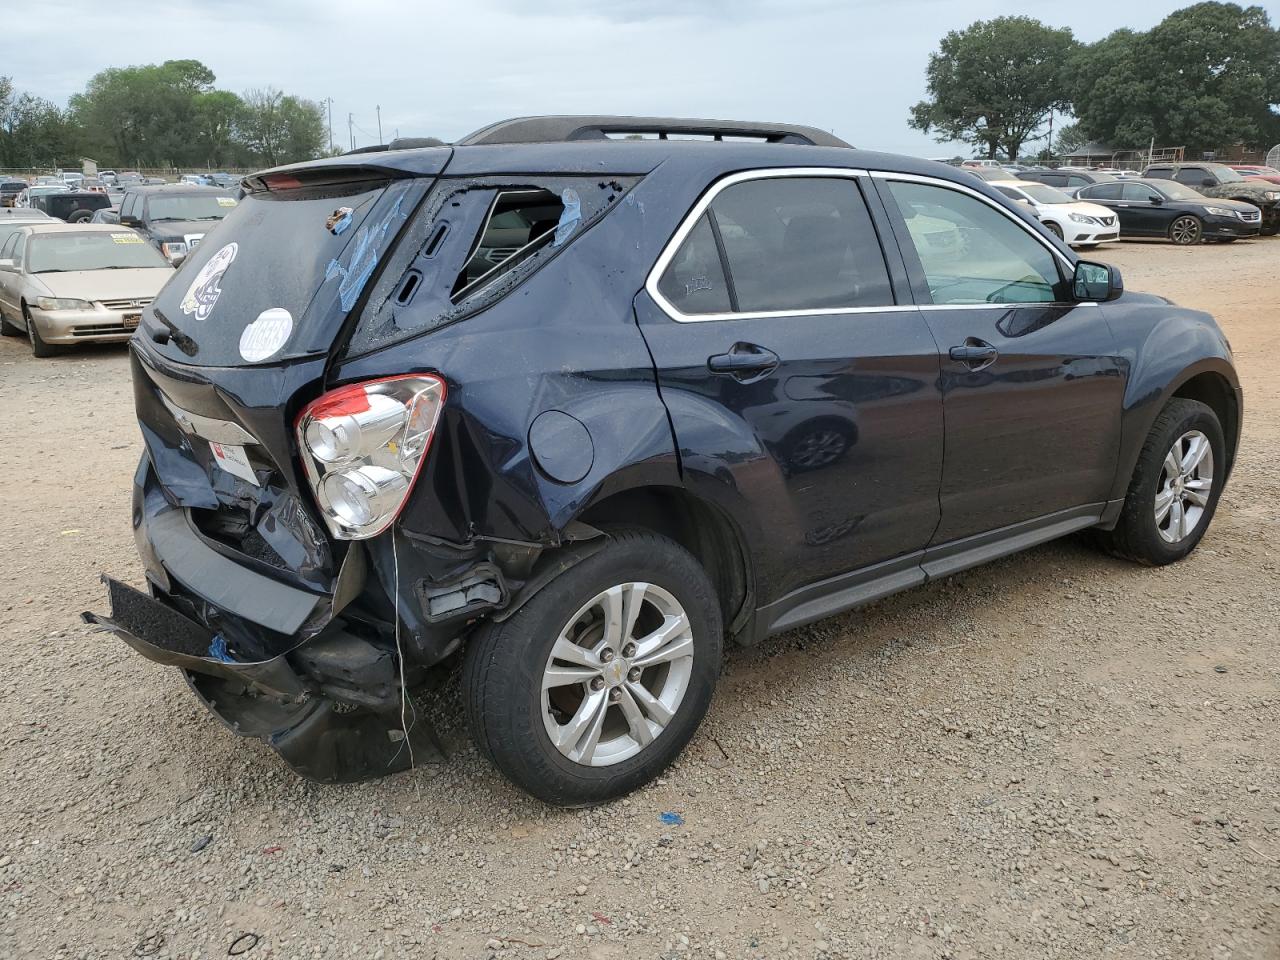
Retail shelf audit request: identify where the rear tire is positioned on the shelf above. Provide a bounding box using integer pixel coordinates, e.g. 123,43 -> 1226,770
0,309 -> 20,337
1093,399 -> 1225,566
464,529 -> 722,806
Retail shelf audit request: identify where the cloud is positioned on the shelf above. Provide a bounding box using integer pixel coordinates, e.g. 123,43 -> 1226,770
7,0 -> 1198,158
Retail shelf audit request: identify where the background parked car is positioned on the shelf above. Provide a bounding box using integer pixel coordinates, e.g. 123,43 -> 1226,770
989,179 -> 1119,247
1018,168 -> 1117,197
1142,162 -> 1279,235
32,191 -> 113,223
1075,178 -> 1261,244
0,222 -> 174,356
0,208 -> 53,251
118,183 -> 238,264
963,166 -> 1010,182
0,180 -> 28,207
1227,164 -> 1280,185
17,184 -> 69,208
90,206 -> 121,225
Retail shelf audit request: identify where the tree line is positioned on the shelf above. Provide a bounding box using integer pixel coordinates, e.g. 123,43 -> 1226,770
0,59 -> 327,171
910,1 -> 1280,161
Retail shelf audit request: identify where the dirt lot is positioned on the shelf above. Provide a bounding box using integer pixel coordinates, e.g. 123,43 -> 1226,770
0,239 -> 1277,960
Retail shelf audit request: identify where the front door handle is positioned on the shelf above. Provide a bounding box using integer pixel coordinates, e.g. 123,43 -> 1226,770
708,342 -> 779,382
949,338 -> 998,370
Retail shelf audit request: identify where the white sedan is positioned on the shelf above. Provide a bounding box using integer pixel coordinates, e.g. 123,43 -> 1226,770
990,180 -> 1120,248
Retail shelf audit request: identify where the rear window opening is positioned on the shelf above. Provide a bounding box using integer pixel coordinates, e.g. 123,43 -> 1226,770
345,175 -> 635,357
451,189 -> 565,301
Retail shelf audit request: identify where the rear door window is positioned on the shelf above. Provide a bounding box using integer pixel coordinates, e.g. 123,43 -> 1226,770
1146,168 -> 1173,180
1174,167 -> 1207,186
656,214 -> 732,315
1081,182 -> 1122,200
707,177 -> 893,312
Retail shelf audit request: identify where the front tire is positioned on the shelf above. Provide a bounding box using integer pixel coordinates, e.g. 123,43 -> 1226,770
25,306 -> 60,358
464,529 -> 722,806
1169,215 -> 1202,245
1045,221 -> 1064,240
1094,399 -> 1225,565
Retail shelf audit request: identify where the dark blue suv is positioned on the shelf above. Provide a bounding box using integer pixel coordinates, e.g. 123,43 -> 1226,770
87,116 -> 1242,805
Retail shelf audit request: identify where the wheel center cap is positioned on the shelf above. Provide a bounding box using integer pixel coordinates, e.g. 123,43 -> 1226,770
605,659 -> 628,687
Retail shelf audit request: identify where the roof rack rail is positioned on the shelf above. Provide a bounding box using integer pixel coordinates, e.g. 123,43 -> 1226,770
457,115 -> 852,149
343,137 -> 446,156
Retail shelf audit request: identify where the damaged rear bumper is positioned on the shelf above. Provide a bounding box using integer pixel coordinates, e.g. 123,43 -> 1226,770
84,578 -> 441,784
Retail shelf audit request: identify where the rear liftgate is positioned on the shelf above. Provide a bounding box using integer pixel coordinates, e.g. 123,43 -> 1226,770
84,159 -> 453,782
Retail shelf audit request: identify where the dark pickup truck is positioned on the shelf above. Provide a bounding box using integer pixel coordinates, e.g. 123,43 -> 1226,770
1144,162 -> 1280,234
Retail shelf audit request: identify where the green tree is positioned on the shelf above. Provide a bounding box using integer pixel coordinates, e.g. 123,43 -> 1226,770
69,59 -> 217,167
1052,122 -> 1090,156
1068,3 -> 1280,152
910,16 -> 1078,160
0,77 -> 75,168
236,88 -> 326,166
194,90 -> 244,167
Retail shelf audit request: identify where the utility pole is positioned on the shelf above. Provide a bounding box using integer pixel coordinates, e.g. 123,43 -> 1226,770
377,105 -> 382,144
325,97 -> 334,155
348,112 -> 354,151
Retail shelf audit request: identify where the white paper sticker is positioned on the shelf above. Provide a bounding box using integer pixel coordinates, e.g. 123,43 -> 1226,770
180,241 -> 238,321
209,442 -> 258,485
239,307 -> 294,363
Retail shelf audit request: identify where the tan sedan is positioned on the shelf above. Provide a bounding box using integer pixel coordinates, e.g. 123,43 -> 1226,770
0,223 -> 174,357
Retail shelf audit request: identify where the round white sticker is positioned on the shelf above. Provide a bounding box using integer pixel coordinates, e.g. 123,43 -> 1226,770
179,241 -> 238,321
239,307 -> 294,363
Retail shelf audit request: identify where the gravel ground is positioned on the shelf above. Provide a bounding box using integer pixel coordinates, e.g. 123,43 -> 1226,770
0,239 -> 1277,960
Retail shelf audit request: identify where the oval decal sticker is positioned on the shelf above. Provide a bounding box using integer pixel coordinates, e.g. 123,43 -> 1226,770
180,241 -> 238,321
239,307 -> 294,363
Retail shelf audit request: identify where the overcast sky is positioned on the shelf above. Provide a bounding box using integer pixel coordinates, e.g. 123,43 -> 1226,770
9,0 -> 1279,157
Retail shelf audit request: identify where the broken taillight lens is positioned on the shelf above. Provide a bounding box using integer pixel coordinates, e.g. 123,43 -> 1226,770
295,375 -> 446,540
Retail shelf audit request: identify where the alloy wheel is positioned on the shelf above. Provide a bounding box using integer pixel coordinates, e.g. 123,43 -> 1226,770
1170,216 -> 1201,245
1155,429 -> 1214,543
541,582 -> 694,767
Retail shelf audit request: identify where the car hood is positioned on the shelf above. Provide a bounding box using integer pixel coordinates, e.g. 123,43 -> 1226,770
1194,197 -> 1262,213
1062,201 -> 1115,220
1202,182 -> 1278,203
148,219 -> 225,240
32,267 -> 174,301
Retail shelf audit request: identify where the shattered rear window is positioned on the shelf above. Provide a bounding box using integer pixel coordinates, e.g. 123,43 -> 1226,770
344,176 -> 632,357
145,177 -> 427,366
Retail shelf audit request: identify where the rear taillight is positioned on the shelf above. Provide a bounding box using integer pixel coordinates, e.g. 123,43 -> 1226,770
295,375 -> 446,540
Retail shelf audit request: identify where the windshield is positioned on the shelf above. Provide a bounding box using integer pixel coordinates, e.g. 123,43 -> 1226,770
1158,182 -> 1211,201
27,232 -> 169,272
1207,165 -> 1243,183
145,193 -> 237,222
1018,182 -> 1073,204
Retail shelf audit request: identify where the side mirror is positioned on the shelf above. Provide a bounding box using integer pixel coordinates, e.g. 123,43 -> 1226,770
120,215 -> 142,227
0,258 -> 14,271
1073,260 -> 1123,302
1149,195 -> 1163,205
1201,178 -> 1215,188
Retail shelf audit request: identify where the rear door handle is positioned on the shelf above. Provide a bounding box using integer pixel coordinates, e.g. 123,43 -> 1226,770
708,342 -> 779,382
949,338 -> 999,370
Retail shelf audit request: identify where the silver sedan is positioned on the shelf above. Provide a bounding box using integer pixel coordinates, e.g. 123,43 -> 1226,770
0,223 -> 174,357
